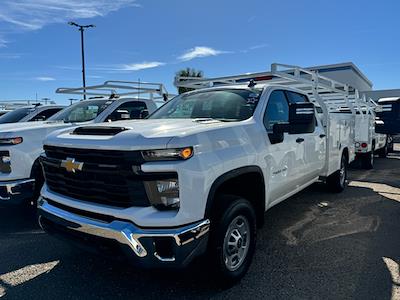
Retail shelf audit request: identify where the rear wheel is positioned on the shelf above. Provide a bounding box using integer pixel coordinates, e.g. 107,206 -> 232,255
377,144 -> 388,158
327,153 -> 347,193
208,195 -> 257,286
361,150 -> 374,169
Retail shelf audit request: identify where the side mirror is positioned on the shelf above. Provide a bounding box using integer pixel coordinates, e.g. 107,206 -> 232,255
32,115 -> 46,121
270,123 -> 289,144
140,109 -> 149,119
288,102 -> 315,134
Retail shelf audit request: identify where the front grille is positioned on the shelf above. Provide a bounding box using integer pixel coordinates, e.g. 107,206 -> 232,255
42,146 -> 173,208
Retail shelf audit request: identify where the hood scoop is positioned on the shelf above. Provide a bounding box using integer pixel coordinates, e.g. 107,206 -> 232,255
71,126 -> 129,136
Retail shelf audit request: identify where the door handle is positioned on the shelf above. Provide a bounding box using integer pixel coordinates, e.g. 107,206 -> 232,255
319,134 -> 326,138
296,138 -> 304,143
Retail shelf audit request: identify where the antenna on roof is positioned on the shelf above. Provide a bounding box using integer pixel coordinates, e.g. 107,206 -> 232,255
108,90 -> 118,99
248,79 -> 257,88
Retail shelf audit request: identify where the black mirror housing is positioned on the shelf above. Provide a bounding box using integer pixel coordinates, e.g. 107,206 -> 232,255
288,102 -> 315,134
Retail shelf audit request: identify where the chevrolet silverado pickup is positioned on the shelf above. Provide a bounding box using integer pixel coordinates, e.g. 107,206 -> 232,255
38,64 -> 359,284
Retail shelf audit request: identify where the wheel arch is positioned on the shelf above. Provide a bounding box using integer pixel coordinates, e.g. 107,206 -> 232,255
341,147 -> 349,164
205,166 -> 266,227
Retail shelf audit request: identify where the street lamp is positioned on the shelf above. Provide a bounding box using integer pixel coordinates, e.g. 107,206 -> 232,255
41,97 -> 50,105
68,21 -> 95,100
68,98 -> 78,105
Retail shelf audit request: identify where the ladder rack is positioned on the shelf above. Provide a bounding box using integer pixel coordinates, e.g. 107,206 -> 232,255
56,80 -> 169,101
174,63 -> 378,117
0,99 -> 56,110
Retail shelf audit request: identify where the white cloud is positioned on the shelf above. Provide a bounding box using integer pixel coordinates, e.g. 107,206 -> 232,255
0,0 -> 139,32
249,43 -> 269,50
35,76 -> 56,81
119,61 -> 165,71
178,46 -> 228,61
89,61 -> 165,72
56,61 -> 165,72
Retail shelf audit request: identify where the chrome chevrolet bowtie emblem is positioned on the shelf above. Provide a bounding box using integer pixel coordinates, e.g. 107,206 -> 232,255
61,157 -> 83,173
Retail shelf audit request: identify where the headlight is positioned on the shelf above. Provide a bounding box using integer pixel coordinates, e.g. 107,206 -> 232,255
141,147 -> 193,162
0,137 -> 23,145
144,178 -> 180,210
0,151 -> 11,173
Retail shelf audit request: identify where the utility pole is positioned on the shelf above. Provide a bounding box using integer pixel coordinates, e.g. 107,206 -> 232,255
68,22 -> 95,100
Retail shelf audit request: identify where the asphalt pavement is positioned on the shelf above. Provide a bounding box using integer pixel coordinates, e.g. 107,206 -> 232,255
1,151 -> 400,299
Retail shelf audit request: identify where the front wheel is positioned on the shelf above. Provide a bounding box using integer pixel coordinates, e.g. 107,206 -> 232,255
327,154 -> 347,193
208,195 -> 257,286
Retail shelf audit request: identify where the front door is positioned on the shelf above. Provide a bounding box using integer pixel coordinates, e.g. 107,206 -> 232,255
262,90 -> 305,204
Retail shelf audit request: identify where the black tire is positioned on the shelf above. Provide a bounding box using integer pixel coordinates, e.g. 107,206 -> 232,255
361,151 -> 374,169
208,195 -> 257,287
388,142 -> 394,153
327,153 -> 347,193
377,144 -> 388,158
30,163 -> 44,208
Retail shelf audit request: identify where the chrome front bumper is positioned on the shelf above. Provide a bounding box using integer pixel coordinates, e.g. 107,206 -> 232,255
38,198 -> 210,267
0,178 -> 35,204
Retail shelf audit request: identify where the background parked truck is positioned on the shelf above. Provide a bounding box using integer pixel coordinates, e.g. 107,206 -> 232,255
0,81 -> 168,206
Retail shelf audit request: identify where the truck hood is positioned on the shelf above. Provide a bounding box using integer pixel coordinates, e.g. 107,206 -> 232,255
45,118 -> 246,150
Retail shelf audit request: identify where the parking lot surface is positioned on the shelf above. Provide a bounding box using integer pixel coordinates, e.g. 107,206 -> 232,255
1,152 -> 400,299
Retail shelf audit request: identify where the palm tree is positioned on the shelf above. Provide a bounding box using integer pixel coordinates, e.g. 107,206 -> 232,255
176,68 -> 204,94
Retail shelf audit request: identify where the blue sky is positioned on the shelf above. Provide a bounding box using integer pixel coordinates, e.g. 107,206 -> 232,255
0,0 -> 399,104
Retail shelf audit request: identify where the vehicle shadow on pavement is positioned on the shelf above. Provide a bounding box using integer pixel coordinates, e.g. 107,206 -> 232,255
0,156 -> 399,299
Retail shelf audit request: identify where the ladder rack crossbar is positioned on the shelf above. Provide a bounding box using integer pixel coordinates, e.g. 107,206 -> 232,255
56,81 -> 168,99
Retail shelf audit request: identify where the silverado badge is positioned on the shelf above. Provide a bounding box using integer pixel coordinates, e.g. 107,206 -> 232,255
61,157 -> 83,173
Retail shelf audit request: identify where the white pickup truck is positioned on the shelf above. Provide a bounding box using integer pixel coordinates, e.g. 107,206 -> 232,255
38,64 -> 358,284
0,104 -> 65,124
0,81 -> 168,206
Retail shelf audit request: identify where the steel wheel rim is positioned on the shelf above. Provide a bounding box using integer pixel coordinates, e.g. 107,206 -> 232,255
223,215 -> 250,272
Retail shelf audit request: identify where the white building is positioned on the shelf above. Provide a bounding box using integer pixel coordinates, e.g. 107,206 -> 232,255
307,62 -> 400,102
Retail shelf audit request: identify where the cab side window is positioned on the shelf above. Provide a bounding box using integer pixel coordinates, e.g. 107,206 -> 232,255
106,101 -> 148,121
263,90 -> 289,134
29,108 -> 63,121
286,91 -> 309,104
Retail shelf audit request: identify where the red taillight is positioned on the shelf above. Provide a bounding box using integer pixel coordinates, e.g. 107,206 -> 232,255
361,143 -> 368,148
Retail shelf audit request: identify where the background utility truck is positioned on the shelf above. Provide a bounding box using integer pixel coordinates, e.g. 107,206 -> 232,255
375,96 -> 400,152
0,81 -> 169,206
39,64 -> 360,284
325,92 -> 388,169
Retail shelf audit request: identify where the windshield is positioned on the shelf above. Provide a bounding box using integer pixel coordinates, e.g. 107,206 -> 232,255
149,89 -> 262,121
0,107 -> 33,124
48,99 -> 112,123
